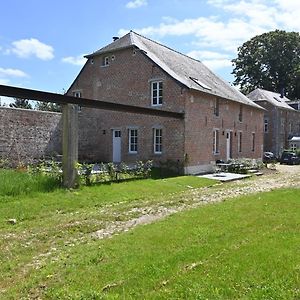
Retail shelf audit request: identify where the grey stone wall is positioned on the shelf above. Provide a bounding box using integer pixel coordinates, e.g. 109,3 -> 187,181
0,107 -> 62,166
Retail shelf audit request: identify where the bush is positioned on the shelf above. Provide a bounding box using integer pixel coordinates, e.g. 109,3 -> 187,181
75,160 -> 153,185
227,158 -> 264,174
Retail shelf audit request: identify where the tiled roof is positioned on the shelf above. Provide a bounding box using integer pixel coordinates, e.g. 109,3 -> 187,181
86,31 -> 263,110
247,88 -> 295,111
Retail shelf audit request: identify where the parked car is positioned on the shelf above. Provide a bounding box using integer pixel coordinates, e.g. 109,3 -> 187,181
263,152 -> 277,163
280,151 -> 300,165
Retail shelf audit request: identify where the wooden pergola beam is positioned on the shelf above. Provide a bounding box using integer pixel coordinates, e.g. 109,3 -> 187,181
0,84 -> 184,119
0,84 -> 185,188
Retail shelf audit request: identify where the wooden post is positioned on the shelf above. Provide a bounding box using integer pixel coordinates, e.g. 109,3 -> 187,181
62,104 -> 79,188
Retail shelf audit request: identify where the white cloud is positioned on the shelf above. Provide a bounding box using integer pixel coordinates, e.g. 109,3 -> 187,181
187,50 -> 232,70
126,0 -> 147,9
62,55 -> 86,66
209,0 -> 300,31
118,0 -> 300,76
187,50 -> 230,60
0,67 -> 28,78
11,38 -> 54,60
202,59 -> 232,70
120,0 -> 300,55
120,16 -> 265,52
0,68 -> 29,87
0,78 -> 10,85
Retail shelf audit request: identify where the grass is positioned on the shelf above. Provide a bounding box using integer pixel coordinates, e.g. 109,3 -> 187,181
0,169 -> 216,299
0,176 -> 299,299
0,169 -> 215,221
0,169 -> 60,197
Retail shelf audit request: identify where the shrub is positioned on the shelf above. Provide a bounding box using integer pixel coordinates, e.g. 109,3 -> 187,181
227,158 -> 264,174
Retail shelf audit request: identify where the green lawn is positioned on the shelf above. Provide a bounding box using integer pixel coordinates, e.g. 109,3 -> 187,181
0,170 -> 299,299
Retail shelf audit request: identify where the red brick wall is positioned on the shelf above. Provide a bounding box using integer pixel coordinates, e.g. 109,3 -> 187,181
70,47 -> 185,165
69,47 -> 264,173
184,91 -> 264,172
77,109 -> 185,165
70,47 -> 185,112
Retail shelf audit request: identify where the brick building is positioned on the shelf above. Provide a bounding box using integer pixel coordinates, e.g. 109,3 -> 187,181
247,88 -> 300,156
69,31 -> 264,174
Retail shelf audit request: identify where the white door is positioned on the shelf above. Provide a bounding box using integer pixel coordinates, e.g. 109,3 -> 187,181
112,130 -> 121,163
226,131 -> 232,161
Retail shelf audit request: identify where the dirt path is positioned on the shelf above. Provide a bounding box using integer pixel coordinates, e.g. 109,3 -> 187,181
92,164 -> 300,239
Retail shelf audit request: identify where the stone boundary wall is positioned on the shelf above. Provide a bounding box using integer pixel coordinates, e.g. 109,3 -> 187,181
0,107 -> 62,166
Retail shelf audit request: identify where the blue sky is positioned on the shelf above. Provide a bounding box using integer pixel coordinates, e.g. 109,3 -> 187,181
1,0 -> 300,104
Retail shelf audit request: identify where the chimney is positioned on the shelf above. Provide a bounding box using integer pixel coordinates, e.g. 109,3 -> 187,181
113,36 -> 119,42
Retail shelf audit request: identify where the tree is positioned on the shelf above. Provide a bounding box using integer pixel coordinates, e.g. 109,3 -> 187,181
9,98 -> 32,109
232,30 -> 300,100
35,101 -> 61,112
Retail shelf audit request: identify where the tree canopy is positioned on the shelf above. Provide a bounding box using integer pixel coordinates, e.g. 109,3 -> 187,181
35,101 -> 61,112
9,98 -> 32,109
232,30 -> 300,100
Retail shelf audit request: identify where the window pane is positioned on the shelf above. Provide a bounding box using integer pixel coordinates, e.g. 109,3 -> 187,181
152,81 -> 163,106
154,129 -> 162,153
129,129 -> 138,153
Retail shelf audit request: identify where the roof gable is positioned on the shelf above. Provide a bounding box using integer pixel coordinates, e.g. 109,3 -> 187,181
86,31 -> 263,110
247,88 -> 295,111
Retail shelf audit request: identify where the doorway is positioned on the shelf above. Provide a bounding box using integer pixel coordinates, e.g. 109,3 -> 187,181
112,130 -> 121,162
226,130 -> 233,161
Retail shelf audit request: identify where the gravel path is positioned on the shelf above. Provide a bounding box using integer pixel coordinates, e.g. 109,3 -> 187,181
92,164 -> 300,239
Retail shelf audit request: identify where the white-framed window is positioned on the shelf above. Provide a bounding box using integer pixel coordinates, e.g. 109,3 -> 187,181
238,104 -> 243,122
128,129 -> 138,153
153,128 -> 162,154
291,143 -> 297,151
73,91 -> 81,98
264,118 -> 269,133
151,81 -> 163,106
213,98 -> 219,116
251,132 -> 255,152
238,131 -> 242,153
102,56 -> 109,66
213,129 -> 219,154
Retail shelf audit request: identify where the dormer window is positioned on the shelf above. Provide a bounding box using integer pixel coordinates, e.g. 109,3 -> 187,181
102,56 -> 109,66
151,81 -> 163,106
